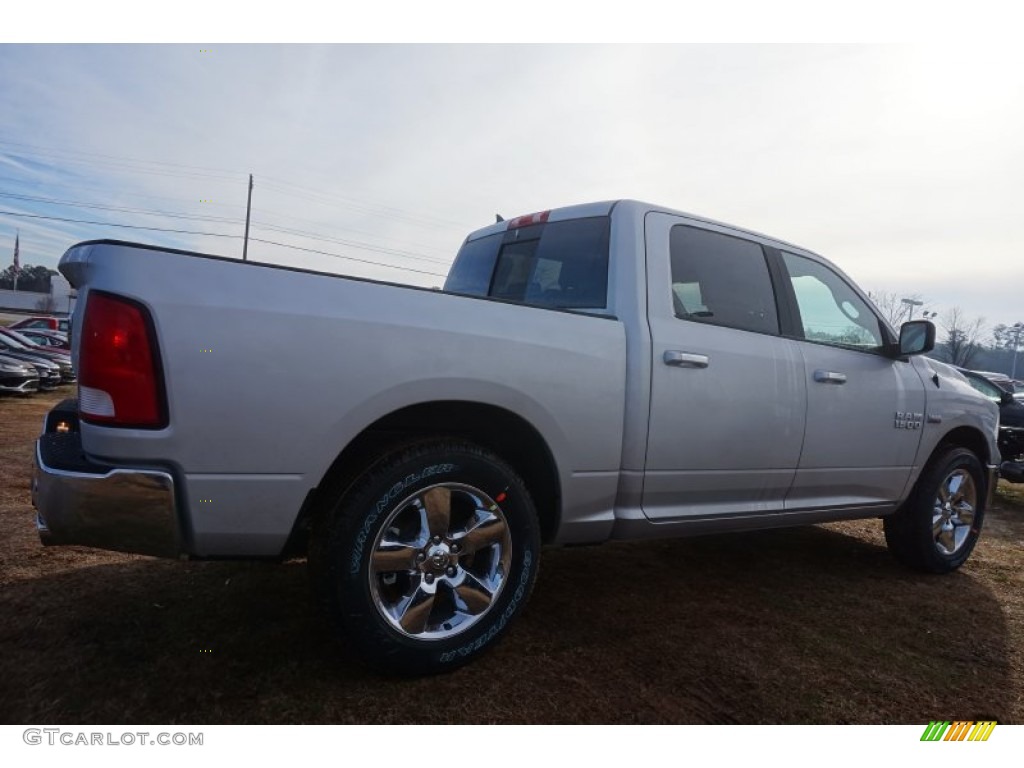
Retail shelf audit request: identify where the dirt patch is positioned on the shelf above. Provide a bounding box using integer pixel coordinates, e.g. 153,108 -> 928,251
2,391 -> 1023,723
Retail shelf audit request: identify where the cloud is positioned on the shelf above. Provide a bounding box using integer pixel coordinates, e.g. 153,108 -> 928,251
0,44 -> 1021,324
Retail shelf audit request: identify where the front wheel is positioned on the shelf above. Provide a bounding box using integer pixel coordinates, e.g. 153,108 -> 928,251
309,439 -> 540,675
884,446 -> 987,573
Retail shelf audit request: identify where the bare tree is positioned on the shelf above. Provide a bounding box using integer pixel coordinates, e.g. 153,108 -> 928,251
941,307 -> 986,368
867,290 -> 924,328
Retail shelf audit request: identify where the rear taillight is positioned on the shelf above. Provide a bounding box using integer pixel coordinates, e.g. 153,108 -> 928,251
78,292 -> 166,428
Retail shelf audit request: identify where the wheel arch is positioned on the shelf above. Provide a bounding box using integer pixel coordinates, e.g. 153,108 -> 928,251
285,400 -> 563,555
905,425 -> 994,506
933,425 -> 993,468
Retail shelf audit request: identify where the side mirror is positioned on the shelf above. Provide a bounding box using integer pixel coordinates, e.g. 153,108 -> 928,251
898,320 -> 936,356
1001,391 -> 1015,406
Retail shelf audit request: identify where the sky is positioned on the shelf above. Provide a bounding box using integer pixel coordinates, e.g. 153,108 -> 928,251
1,43 -> 1022,331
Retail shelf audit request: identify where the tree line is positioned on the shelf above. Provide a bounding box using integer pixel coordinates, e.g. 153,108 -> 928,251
0,264 -> 59,293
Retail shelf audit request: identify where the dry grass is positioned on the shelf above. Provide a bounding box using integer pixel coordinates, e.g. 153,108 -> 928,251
1,391 -> 1022,724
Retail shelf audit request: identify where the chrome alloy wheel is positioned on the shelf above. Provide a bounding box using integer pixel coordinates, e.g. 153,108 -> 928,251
932,468 -> 977,556
368,483 -> 513,640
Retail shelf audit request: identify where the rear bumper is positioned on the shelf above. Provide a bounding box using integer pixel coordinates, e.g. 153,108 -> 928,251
32,427 -> 181,558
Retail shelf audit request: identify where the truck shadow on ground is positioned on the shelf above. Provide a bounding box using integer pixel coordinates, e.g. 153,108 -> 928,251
0,524 -> 1011,724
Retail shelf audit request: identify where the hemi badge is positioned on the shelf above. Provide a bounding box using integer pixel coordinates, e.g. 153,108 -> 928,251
927,414 -> 942,424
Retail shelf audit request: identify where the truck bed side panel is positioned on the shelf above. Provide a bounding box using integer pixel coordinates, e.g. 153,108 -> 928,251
63,244 -> 627,555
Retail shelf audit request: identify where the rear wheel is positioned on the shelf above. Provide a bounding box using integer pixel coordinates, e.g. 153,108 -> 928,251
884,446 -> 986,573
309,439 -> 540,675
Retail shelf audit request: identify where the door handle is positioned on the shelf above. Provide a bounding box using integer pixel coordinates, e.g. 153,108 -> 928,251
813,369 -> 847,384
664,351 -> 709,368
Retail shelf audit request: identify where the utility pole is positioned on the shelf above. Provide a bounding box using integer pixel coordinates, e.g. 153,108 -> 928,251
242,174 -> 253,261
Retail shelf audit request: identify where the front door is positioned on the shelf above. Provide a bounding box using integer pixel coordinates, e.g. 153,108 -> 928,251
776,249 -> 926,509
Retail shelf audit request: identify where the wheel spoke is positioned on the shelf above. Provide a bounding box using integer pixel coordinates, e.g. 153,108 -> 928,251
952,502 -> 975,527
420,487 -> 452,539
455,572 -> 495,616
947,473 -> 964,500
955,525 -> 971,552
457,513 -> 507,556
937,527 -> 956,554
395,585 -> 436,635
931,514 -> 945,539
372,541 -> 419,573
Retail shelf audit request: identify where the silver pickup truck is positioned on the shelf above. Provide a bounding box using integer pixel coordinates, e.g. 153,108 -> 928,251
32,199 -> 999,675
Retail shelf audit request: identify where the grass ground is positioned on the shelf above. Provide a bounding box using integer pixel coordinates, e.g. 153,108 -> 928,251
1,391 -> 1022,723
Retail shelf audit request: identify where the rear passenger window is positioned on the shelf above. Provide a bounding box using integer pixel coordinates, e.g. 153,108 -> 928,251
669,226 -> 779,335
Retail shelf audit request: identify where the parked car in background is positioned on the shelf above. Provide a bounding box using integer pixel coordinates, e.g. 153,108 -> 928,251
10,315 -> 70,333
958,368 -> 1024,483
0,354 -> 40,395
0,328 -> 75,383
968,370 -> 1016,393
15,329 -> 70,350
0,339 -> 62,389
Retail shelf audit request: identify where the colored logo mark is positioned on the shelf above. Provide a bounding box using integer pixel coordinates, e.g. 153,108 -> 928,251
920,721 -> 996,742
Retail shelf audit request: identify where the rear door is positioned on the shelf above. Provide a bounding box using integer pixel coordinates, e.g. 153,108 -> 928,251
774,249 -> 926,509
642,214 -> 806,520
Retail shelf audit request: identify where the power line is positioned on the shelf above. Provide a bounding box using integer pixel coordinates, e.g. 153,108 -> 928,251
0,139 -> 245,183
0,190 -> 245,225
0,175 -> 242,211
249,237 -> 447,278
1,209 -> 449,278
0,138 -> 244,176
259,177 -> 464,231
1,189 -> 452,265
2,140 -> 463,231
0,180 -> 455,257
249,219 -> 452,265
0,140 -> 463,272
0,210 -> 242,238
252,208 -> 453,256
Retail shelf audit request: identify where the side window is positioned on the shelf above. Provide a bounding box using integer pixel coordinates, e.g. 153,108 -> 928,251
669,226 -> 779,335
781,251 -> 884,351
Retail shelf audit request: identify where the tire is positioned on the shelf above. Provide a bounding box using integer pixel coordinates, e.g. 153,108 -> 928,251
309,439 -> 541,675
883,446 -> 987,574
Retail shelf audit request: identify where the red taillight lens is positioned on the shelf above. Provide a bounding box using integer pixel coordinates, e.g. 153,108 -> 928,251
79,292 -> 166,428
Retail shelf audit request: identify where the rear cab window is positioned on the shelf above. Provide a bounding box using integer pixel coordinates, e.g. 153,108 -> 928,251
444,216 -> 611,310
